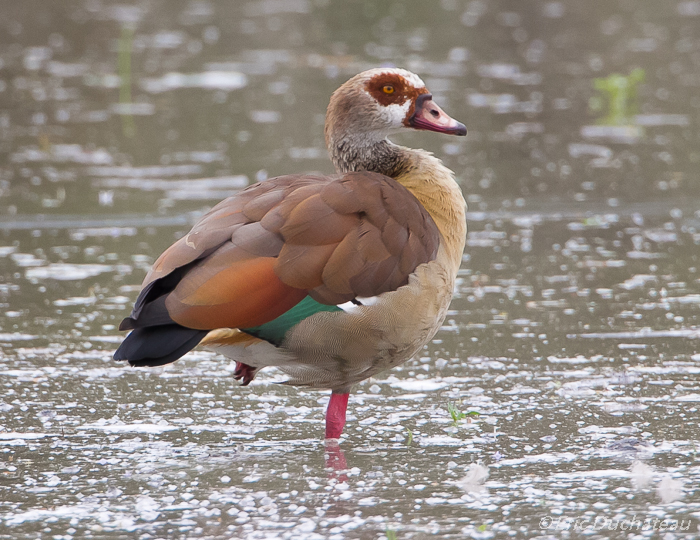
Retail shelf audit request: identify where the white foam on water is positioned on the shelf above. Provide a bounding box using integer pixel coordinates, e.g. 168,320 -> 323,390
26,263 -> 122,280
390,380 -> 450,392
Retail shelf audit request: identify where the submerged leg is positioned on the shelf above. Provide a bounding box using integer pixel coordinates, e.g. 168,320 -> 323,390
325,392 -> 349,439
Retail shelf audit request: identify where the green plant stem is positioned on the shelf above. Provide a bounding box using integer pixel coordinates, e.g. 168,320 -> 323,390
118,26 -> 136,138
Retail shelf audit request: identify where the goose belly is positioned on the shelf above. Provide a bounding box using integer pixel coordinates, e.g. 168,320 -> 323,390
278,249 -> 456,391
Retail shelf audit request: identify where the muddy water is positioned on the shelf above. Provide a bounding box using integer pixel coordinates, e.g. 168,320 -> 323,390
1,1 -> 699,538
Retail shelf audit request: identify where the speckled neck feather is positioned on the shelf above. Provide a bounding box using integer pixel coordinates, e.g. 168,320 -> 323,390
329,136 -> 412,178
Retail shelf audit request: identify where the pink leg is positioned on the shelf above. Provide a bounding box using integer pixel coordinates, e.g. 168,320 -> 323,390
325,392 -> 349,439
233,362 -> 257,386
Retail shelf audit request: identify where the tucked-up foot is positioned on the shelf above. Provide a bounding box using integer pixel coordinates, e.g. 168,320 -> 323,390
233,362 -> 258,386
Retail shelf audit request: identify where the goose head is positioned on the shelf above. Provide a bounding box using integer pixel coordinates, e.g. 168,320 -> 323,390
325,68 -> 466,173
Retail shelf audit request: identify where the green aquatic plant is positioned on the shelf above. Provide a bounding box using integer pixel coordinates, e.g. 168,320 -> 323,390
386,528 -> 397,540
447,402 -> 480,426
590,68 -> 645,125
118,26 -> 136,138
447,401 -> 463,424
405,426 -> 413,447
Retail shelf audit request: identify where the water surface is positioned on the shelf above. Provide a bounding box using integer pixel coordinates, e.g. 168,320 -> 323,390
1,1 -> 699,538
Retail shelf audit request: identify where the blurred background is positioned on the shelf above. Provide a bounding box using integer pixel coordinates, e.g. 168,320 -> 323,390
1,0 -> 699,219
1,1 -> 699,539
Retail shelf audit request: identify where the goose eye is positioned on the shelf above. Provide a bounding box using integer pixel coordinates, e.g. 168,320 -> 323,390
382,84 -> 395,95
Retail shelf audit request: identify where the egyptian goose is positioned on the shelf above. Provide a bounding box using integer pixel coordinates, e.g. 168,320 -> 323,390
114,68 -> 467,439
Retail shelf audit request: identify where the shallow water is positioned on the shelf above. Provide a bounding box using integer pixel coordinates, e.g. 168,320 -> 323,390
1,1 -> 700,538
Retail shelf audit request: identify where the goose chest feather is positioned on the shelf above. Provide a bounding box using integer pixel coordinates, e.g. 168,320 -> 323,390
114,68 -> 467,439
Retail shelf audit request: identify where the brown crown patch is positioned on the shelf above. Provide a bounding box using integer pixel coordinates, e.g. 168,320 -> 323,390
365,72 -> 428,111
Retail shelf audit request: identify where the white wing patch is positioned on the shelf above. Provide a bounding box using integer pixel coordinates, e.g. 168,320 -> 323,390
338,295 -> 383,314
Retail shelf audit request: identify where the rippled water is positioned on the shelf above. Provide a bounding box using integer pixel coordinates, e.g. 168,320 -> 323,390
1,1 -> 699,538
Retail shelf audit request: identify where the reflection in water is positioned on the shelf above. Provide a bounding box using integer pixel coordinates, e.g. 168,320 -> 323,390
1,0 -> 700,538
324,441 -> 348,483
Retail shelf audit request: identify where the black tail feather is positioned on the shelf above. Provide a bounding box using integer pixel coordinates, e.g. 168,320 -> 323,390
114,325 -> 208,367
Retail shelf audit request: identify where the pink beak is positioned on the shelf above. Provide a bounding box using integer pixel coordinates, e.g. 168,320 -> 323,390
409,94 -> 466,136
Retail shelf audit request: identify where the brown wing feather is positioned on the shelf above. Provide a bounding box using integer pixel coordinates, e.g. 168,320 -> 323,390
231,222 -> 283,257
276,171 -> 440,302
124,171 -> 440,333
281,194 -> 359,245
143,175 -> 307,287
276,243 -> 338,290
320,228 -> 366,295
